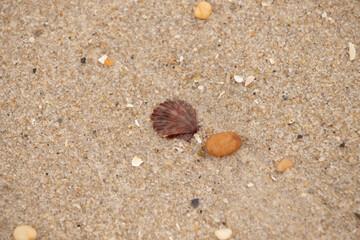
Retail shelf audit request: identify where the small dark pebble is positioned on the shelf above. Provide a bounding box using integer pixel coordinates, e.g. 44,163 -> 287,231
33,68 -> 37,73
272,70 -> 276,72
268,148 -> 271,150
282,95 -> 288,100
355,212 -> 360,219
297,135 -> 303,139
57,118 -> 63,123
339,142 -> 345,148
81,57 -> 86,64
199,209 -> 203,213
191,198 -> 199,208
92,130 -> 97,134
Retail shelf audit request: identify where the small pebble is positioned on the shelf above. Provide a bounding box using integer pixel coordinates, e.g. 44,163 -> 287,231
349,42 -> 356,61
276,158 -> 293,172
80,57 -> 86,64
32,68 -> 37,74
247,182 -> 254,188
215,228 -> 232,240
198,85 -> 204,90
234,75 -> 244,83
194,1 -> 212,20
191,198 -> 199,208
269,58 -> 275,64
29,37 -> 35,43
104,58 -> 114,66
132,156 -> 143,167
205,132 -> 242,157
13,225 -> 37,240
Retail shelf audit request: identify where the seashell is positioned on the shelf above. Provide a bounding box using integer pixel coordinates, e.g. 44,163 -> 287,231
151,99 -> 198,141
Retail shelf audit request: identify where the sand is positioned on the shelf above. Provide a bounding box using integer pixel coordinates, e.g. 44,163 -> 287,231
0,0 -> 359,239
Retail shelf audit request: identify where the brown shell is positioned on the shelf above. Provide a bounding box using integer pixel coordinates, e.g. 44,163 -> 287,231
151,99 -> 198,141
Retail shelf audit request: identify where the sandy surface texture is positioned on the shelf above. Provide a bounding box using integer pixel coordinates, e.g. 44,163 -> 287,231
1,0 -> 359,239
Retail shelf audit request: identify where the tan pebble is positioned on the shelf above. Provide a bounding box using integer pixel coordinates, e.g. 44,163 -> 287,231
215,228 -> 232,240
13,225 -> 37,240
276,158 -> 293,172
194,2 -> 212,20
205,132 -> 242,157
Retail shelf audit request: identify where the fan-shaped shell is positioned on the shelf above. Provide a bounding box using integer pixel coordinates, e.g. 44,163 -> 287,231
151,100 -> 198,141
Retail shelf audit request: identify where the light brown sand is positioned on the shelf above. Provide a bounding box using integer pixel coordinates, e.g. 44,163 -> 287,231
1,0 -> 359,239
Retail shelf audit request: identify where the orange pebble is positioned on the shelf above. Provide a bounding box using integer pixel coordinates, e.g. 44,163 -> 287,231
104,58 -> 114,66
276,158 -> 293,172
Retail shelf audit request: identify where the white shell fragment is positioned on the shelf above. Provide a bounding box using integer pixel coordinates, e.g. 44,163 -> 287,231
198,85 -> 204,90
247,182 -> 254,188
349,42 -> 356,61
194,133 -> 202,144
135,119 -> 140,127
218,91 -> 225,98
234,75 -> 244,83
126,103 -> 134,108
98,55 -> 108,64
245,76 -> 255,86
215,228 -> 232,240
29,37 -> 35,43
269,58 -> 275,65
261,0 -> 273,7
132,156 -> 143,167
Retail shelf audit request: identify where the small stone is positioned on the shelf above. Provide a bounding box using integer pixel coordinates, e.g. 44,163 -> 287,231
191,198 -> 199,208
13,225 -> 37,240
198,85 -> 204,90
349,42 -> 356,61
247,182 -> 254,188
276,158 -> 293,172
297,135 -> 303,139
261,0 -> 273,7
245,76 -> 255,86
104,58 -> 114,66
223,198 -> 228,204
205,132 -> 242,157
269,58 -> 275,64
32,68 -> 37,74
29,37 -> 35,43
194,1 -> 212,20
234,75 -> 244,83
321,12 -> 327,18
81,57 -> 86,64
215,228 -> 232,240
132,156 -> 143,167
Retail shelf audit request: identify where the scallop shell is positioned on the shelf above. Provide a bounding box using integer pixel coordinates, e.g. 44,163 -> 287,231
151,99 -> 198,141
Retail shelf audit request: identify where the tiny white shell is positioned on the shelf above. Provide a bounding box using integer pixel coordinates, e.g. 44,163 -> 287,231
132,156 -> 143,167
234,75 -> 244,83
